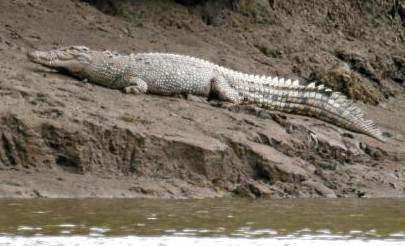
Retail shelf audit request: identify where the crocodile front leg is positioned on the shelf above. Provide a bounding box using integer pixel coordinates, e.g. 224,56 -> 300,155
122,76 -> 148,95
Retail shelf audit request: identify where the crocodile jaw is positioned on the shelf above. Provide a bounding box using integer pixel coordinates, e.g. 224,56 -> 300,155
27,50 -> 56,68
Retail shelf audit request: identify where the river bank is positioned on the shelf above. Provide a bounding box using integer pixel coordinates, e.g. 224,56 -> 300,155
0,0 -> 404,198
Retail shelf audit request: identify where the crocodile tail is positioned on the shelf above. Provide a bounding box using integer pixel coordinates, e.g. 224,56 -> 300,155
236,76 -> 385,142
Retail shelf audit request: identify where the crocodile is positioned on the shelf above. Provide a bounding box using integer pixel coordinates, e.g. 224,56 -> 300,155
27,46 -> 385,141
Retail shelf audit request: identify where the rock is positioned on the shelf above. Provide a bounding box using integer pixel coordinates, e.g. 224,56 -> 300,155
254,38 -> 284,58
237,0 -> 271,15
246,142 -> 309,183
201,1 -> 230,26
309,63 -> 383,105
174,0 -> 204,5
392,56 -> 405,86
399,3 -> 405,26
302,180 -> 337,198
234,180 -> 273,198
335,49 -> 379,81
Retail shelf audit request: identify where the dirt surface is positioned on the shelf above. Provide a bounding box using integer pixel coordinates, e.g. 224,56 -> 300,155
0,0 -> 404,199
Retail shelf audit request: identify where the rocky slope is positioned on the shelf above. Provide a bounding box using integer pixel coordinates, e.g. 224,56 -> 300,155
0,0 -> 404,198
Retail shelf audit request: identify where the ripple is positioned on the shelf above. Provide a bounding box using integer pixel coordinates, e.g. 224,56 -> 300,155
57,224 -> 76,228
1,235 -> 405,246
315,229 -> 332,234
17,226 -> 42,231
32,211 -> 48,214
388,233 -> 405,239
146,213 -> 158,220
89,227 -> 110,234
245,229 -> 278,236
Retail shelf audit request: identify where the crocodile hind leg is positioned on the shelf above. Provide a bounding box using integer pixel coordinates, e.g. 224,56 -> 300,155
211,75 -> 241,103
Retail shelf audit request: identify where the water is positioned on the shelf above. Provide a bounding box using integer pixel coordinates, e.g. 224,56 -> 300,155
0,198 -> 404,245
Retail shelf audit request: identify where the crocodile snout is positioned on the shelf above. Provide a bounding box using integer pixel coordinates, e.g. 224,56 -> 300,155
27,50 -> 53,66
27,50 -> 44,63
27,50 -> 38,61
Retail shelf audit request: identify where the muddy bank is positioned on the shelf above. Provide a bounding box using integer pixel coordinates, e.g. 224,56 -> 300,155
0,0 -> 404,198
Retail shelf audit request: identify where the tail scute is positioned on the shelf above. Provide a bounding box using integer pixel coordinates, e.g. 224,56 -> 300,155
236,75 -> 385,142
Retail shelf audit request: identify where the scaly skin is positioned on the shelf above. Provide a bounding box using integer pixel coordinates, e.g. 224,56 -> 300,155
27,46 -> 385,141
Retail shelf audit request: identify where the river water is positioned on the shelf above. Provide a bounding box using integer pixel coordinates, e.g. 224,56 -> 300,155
0,198 -> 404,246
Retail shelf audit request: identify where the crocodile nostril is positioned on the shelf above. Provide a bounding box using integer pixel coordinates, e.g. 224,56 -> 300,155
27,51 -> 37,61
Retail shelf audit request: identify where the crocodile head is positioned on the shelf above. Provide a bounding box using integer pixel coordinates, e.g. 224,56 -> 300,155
27,46 -> 93,78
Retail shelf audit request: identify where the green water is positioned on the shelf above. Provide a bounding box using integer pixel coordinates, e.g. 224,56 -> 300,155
0,198 -> 404,239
